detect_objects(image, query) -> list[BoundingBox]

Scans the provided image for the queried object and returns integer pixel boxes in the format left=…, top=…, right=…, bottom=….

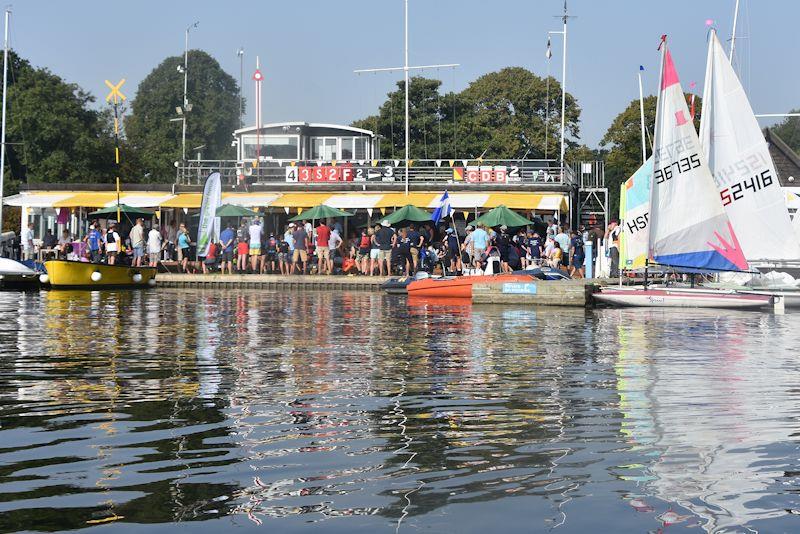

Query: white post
left=637, top=67, right=647, bottom=165
left=729, top=0, right=740, bottom=65
left=559, top=3, right=568, bottom=176
left=404, top=0, right=410, bottom=196
left=182, top=26, right=188, bottom=162
left=0, top=9, right=9, bottom=238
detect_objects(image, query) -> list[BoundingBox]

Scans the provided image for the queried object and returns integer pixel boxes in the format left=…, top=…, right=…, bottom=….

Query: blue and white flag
left=431, top=191, right=453, bottom=224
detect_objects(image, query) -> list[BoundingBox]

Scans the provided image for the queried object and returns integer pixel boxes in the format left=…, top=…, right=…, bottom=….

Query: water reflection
left=0, top=290, right=798, bottom=532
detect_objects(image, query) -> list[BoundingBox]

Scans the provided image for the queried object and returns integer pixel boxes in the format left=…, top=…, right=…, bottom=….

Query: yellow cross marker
left=104, top=79, right=126, bottom=103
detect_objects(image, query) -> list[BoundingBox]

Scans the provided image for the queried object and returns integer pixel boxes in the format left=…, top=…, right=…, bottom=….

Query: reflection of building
left=234, top=122, right=377, bottom=162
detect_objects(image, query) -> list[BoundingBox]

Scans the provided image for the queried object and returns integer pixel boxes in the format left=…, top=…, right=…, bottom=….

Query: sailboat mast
left=637, top=66, right=646, bottom=165
left=645, top=36, right=668, bottom=286
left=729, top=0, right=740, bottom=65
left=0, top=9, right=9, bottom=238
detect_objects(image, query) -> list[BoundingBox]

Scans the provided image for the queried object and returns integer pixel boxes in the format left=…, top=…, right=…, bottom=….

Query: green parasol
left=289, top=204, right=354, bottom=221
left=379, top=204, right=431, bottom=227
left=88, top=204, right=154, bottom=219
left=215, top=204, right=259, bottom=217
left=472, top=205, right=534, bottom=228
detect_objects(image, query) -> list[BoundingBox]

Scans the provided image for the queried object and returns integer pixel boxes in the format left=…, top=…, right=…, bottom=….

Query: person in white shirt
left=328, top=228, right=343, bottom=274
left=248, top=219, right=263, bottom=272
left=147, top=225, right=163, bottom=267
left=105, top=224, right=122, bottom=265
left=22, top=223, right=35, bottom=261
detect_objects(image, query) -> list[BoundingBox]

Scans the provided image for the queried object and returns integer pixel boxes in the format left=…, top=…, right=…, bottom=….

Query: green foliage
left=600, top=93, right=701, bottom=217
left=770, top=110, right=800, bottom=153
left=352, top=67, right=581, bottom=161
left=4, top=51, right=116, bottom=194
left=125, top=50, right=240, bottom=182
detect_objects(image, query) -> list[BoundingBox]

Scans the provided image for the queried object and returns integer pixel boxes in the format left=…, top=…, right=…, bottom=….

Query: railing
left=575, top=160, right=605, bottom=189
left=176, top=158, right=576, bottom=188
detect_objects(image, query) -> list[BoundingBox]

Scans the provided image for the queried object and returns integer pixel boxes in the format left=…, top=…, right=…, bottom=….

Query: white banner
left=196, top=172, right=222, bottom=258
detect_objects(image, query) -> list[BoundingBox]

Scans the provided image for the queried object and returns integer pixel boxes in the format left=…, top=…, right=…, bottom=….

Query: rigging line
left=420, top=74, right=429, bottom=160
left=545, top=60, right=551, bottom=160
left=389, top=78, right=395, bottom=159
left=436, top=69, right=442, bottom=160
left=451, top=67, right=457, bottom=159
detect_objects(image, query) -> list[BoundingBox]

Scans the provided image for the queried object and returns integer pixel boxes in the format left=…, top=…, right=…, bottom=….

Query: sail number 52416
left=654, top=154, right=701, bottom=184
left=719, top=170, right=772, bottom=206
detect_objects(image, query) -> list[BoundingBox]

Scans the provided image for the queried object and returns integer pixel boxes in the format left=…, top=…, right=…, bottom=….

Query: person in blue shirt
left=470, top=223, right=489, bottom=268
left=569, top=230, right=585, bottom=278
left=219, top=222, right=236, bottom=275
left=84, top=223, right=104, bottom=263
left=528, top=232, right=543, bottom=264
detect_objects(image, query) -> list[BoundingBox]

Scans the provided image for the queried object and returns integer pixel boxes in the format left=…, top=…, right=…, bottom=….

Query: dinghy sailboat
left=594, top=36, right=772, bottom=309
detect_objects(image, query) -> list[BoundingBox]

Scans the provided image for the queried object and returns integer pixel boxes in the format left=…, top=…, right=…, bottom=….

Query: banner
left=196, top=172, right=222, bottom=258
left=620, top=158, right=652, bottom=269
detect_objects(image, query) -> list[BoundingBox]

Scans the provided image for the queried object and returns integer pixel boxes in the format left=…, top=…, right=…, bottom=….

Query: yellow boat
left=42, top=260, right=157, bottom=289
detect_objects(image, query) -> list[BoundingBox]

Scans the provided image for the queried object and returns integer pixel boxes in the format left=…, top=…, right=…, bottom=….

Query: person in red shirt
left=236, top=239, right=249, bottom=272
left=315, top=221, right=331, bottom=275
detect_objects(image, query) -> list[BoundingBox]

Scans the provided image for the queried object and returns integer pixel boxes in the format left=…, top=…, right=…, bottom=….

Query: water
left=1, top=289, right=799, bottom=533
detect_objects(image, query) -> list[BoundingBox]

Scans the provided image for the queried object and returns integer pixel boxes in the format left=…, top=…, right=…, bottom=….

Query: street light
left=181, top=21, right=199, bottom=162
left=237, top=47, right=244, bottom=129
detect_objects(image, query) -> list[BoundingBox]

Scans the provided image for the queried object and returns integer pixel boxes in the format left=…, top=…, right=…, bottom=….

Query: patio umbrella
left=215, top=204, right=259, bottom=217
left=88, top=204, right=154, bottom=219
left=289, top=205, right=353, bottom=221
left=472, top=205, right=534, bottom=228
left=379, top=204, right=431, bottom=227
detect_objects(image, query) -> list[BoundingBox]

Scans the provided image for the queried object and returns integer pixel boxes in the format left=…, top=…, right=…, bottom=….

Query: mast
left=729, top=0, right=740, bottom=65
left=558, top=0, right=568, bottom=176
left=0, top=9, right=9, bottom=239
left=638, top=65, right=646, bottom=165
left=404, top=0, right=409, bottom=195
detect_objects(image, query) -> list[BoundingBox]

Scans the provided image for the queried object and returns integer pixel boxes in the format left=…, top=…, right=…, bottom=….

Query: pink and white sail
left=648, top=38, right=748, bottom=272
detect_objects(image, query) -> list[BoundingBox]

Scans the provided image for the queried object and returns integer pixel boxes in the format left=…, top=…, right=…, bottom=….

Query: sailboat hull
left=593, top=287, right=772, bottom=309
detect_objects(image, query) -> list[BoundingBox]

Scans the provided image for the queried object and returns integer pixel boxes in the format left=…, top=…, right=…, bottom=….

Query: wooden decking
left=156, top=273, right=390, bottom=291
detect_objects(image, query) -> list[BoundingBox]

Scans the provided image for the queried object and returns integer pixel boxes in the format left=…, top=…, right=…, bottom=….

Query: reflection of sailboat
left=613, top=309, right=793, bottom=532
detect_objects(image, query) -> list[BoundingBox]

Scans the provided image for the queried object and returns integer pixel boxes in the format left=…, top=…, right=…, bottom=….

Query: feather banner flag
left=546, top=36, right=552, bottom=59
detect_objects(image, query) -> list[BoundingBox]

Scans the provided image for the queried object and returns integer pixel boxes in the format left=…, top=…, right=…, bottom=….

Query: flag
left=639, top=65, right=644, bottom=71
left=431, top=191, right=453, bottom=224
left=196, top=172, right=222, bottom=257
left=545, top=37, right=552, bottom=59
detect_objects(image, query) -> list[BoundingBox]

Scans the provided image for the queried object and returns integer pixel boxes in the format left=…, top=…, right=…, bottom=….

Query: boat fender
left=39, top=274, right=49, bottom=284
left=91, top=271, right=102, bottom=282
left=147, top=278, right=156, bottom=287
left=132, top=273, right=143, bottom=283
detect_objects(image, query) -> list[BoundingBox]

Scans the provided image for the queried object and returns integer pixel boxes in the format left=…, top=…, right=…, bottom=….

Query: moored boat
left=0, top=257, right=40, bottom=290
left=593, top=286, right=772, bottom=309
left=42, top=260, right=156, bottom=289
left=407, top=273, right=535, bottom=299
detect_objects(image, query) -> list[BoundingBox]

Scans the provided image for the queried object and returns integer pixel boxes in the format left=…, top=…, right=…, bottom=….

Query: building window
left=241, top=135, right=298, bottom=159
left=340, top=137, right=354, bottom=160
left=311, top=137, right=338, bottom=160
left=354, top=137, right=368, bottom=160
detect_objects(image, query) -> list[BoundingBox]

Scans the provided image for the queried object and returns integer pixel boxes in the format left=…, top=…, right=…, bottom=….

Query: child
left=236, top=238, right=249, bottom=272
left=202, top=242, right=218, bottom=274
left=278, top=236, right=290, bottom=275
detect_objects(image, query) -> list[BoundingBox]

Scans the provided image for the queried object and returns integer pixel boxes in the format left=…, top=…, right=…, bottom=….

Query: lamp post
left=237, top=47, right=244, bottom=129
left=179, top=22, right=199, bottom=163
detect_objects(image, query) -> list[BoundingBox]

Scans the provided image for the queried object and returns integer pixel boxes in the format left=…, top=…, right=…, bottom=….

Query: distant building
left=233, top=122, right=378, bottom=162
left=765, top=128, right=800, bottom=186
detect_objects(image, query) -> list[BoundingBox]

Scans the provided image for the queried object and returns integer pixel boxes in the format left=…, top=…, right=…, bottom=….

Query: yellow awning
left=53, top=192, right=120, bottom=208
left=484, top=193, right=568, bottom=211
left=159, top=193, right=203, bottom=208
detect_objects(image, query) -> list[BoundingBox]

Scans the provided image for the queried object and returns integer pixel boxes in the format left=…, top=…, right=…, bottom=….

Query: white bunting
left=358, top=160, right=364, bottom=166
left=393, top=159, right=400, bottom=167
left=461, top=159, right=469, bottom=167
left=435, top=160, right=442, bottom=167
left=277, top=159, right=283, bottom=167
left=367, top=208, right=373, bottom=217
left=316, top=161, right=323, bottom=167
left=284, top=207, right=290, bottom=214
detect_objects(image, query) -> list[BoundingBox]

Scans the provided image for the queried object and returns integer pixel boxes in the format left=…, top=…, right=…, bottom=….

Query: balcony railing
left=176, top=158, right=576, bottom=188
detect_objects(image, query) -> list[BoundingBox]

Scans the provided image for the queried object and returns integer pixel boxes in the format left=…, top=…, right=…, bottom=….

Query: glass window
left=241, top=135, right=298, bottom=159
left=340, top=137, right=353, bottom=160
left=312, top=138, right=324, bottom=159
left=354, top=137, right=368, bottom=160
left=324, top=138, right=337, bottom=160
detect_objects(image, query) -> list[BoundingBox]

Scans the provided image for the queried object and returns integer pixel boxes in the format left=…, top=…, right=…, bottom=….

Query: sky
left=9, top=0, right=799, bottom=149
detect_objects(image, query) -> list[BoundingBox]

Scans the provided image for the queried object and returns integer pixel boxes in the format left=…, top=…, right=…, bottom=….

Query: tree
left=457, top=67, right=579, bottom=160
left=351, top=67, right=582, bottom=162
left=125, top=50, right=240, bottom=182
left=600, top=94, right=701, bottom=217
left=3, top=51, right=117, bottom=193
left=770, top=110, right=800, bottom=153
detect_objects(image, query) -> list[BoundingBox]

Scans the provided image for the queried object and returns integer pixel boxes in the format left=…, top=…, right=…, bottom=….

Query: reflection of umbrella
left=215, top=204, right=258, bottom=217
left=472, top=205, right=533, bottom=227
left=88, top=204, right=154, bottom=219
left=380, top=204, right=431, bottom=227
left=289, top=205, right=353, bottom=221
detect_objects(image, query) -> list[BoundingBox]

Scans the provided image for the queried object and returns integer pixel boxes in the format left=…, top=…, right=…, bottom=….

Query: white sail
left=649, top=40, right=748, bottom=272
left=699, top=29, right=800, bottom=262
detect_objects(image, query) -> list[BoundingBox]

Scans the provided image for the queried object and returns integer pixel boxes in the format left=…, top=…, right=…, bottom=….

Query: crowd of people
left=24, top=215, right=606, bottom=279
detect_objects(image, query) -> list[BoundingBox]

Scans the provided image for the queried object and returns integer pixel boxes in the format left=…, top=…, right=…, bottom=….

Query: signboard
left=465, top=165, right=515, bottom=183
left=501, top=282, right=537, bottom=295
left=286, top=164, right=397, bottom=183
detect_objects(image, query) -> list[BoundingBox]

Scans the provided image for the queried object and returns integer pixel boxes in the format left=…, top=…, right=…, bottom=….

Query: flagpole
left=559, top=1, right=568, bottom=177
left=404, top=0, right=409, bottom=196
left=729, top=0, right=740, bottom=65
left=637, top=66, right=647, bottom=165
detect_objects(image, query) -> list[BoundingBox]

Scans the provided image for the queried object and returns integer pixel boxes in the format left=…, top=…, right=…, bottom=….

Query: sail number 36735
left=719, top=170, right=772, bottom=206
left=654, top=154, right=701, bottom=184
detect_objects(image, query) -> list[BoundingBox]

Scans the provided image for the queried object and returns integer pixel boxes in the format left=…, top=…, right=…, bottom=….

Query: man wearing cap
left=445, top=227, right=460, bottom=273
left=220, top=222, right=236, bottom=275
left=471, top=223, right=489, bottom=269
left=292, top=222, right=308, bottom=274
left=84, top=223, right=103, bottom=263
left=315, top=220, right=331, bottom=275
left=407, top=223, right=423, bottom=273
left=105, top=223, right=121, bottom=265
left=375, top=220, right=395, bottom=276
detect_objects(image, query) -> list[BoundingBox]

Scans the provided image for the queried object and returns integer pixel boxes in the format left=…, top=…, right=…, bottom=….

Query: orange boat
left=406, top=273, right=536, bottom=299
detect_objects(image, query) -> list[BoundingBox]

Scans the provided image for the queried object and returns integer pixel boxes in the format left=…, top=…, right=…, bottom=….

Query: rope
left=545, top=58, right=551, bottom=160
left=389, top=80, right=395, bottom=159
left=436, top=70, right=442, bottom=160
left=451, top=67, right=457, bottom=158
left=421, top=74, right=429, bottom=159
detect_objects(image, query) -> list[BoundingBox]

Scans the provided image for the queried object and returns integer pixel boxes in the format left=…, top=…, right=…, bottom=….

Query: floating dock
left=472, top=279, right=600, bottom=307
left=156, top=273, right=390, bottom=291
